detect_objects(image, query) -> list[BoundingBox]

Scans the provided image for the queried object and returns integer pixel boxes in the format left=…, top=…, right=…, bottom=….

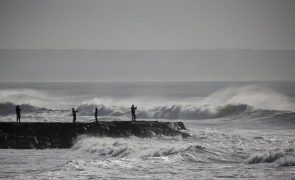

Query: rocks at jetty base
left=0, top=121, right=189, bottom=149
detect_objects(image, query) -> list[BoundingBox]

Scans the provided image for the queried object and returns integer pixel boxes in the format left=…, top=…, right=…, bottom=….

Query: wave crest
left=247, top=149, right=295, bottom=166
left=247, top=150, right=284, bottom=164
left=76, top=103, right=251, bottom=120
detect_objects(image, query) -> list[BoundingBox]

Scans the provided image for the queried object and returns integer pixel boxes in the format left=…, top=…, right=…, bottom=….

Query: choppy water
left=0, top=81, right=295, bottom=179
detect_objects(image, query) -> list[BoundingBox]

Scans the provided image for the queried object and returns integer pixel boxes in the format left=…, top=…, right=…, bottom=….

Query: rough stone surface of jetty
left=0, top=121, right=189, bottom=149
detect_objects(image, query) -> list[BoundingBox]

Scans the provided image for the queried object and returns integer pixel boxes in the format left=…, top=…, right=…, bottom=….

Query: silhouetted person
left=72, top=108, right=78, bottom=123
left=131, top=105, right=137, bottom=121
left=16, top=105, right=21, bottom=123
left=95, top=107, right=98, bottom=123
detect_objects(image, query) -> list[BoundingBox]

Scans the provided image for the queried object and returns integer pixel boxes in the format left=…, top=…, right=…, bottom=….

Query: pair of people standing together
left=72, top=105, right=137, bottom=123
left=71, top=107, right=99, bottom=123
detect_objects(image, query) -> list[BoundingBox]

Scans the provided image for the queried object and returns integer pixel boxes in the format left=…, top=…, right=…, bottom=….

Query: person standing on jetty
left=72, top=108, right=78, bottom=123
left=16, top=105, right=21, bottom=123
left=131, top=105, right=137, bottom=121
left=95, top=107, right=98, bottom=123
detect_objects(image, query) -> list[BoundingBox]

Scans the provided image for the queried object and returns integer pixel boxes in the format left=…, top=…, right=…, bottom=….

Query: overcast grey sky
left=0, top=0, right=295, bottom=82
left=1, top=0, right=295, bottom=50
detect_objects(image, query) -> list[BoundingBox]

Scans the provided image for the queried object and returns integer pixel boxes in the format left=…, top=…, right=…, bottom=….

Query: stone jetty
left=0, top=121, right=189, bottom=149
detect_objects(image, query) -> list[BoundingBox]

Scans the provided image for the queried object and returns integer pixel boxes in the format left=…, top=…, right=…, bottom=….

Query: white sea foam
left=1, top=126, right=295, bottom=179
left=71, top=135, right=244, bottom=164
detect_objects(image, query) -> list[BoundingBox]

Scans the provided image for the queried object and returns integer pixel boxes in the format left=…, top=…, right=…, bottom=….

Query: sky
left=0, top=0, right=295, bottom=82
left=1, top=0, right=295, bottom=50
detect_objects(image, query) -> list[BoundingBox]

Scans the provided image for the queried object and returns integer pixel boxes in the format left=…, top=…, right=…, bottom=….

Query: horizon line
left=1, top=80, right=295, bottom=83
left=1, top=48, right=295, bottom=51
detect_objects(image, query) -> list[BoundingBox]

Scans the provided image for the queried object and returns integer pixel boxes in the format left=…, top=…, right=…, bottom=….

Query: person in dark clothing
left=72, top=108, right=78, bottom=123
left=95, top=107, right=98, bottom=123
left=131, top=105, right=137, bottom=121
left=16, top=105, right=21, bottom=123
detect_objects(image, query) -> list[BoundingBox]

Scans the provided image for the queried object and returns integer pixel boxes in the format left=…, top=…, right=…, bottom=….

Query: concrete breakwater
left=0, top=121, right=189, bottom=149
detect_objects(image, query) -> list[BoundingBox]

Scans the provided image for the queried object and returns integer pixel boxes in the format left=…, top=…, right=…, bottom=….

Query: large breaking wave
left=0, top=85, right=294, bottom=121
left=75, top=85, right=295, bottom=120
left=76, top=103, right=251, bottom=119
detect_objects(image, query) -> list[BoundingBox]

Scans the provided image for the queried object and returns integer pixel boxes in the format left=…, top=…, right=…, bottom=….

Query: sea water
left=0, top=81, right=295, bottom=179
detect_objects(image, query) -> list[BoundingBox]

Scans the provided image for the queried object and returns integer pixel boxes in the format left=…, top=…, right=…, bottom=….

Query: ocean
left=0, top=81, right=295, bottom=179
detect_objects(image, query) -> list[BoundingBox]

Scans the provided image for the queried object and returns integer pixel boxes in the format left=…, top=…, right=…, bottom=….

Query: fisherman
left=16, top=105, right=21, bottom=123
left=131, top=105, right=137, bottom=121
left=72, top=108, right=78, bottom=123
left=95, top=107, right=98, bottom=123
